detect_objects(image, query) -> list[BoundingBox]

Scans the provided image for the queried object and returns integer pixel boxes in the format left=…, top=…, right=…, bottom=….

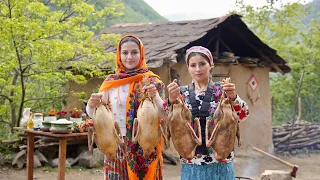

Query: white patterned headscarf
left=185, top=46, right=213, bottom=66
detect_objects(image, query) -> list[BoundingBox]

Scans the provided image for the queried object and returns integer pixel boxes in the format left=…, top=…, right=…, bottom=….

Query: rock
left=12, top=150, right=41, bottom=169
left=35, top=150, right=48, bottom=165
left=33, top=155, right=41, bottom=168
left=70, top=150, right=86, bottom=167
left=78, top=148, right=104, bottom=168
left=67, top=158, right=74, bottom=164
left=297, top=149, right=303, bottom=154
left=290, top=149, right=297, bottom=155
left=12, top=150, right=26, bottom=169
left=49, top=158, right=70, bottom=168
left=76, top=145, right=88, bottom=156
left=283, top=151, right=290, bottom=157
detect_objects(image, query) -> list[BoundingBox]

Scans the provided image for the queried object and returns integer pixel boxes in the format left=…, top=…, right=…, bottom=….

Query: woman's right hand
left=167, top=79, right=180, bottom=104
left=87, top=93, right=104, bottom=109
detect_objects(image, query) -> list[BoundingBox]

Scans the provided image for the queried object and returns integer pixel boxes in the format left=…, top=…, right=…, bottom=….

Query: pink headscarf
left=186, top=46, right=213, bottom=66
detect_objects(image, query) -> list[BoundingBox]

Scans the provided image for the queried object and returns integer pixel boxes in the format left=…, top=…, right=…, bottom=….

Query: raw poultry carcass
left=168, top=95, right=202, bottom=160
left=132, top=75, right=161, bottom=158
left=206, top=77, right=241, bottom=161
left=92, top=103, right=124, bottom=160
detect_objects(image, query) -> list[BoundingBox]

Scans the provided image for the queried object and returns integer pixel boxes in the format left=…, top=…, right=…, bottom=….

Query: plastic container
left=33, top=113, right=43, bottom=130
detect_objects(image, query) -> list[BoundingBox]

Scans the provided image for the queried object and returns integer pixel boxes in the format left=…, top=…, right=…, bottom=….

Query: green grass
left=41, top=166, right=57, bottom=172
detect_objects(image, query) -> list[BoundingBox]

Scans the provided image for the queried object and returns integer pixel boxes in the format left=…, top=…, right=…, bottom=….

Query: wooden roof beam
left=219, top=37, right=233, bottom=53
left=227, top=26, right=284, bottom=75
left=219, top=37, right=239, bottom=64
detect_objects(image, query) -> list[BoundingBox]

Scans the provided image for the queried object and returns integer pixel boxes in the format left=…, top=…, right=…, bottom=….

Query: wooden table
left=21, top=129, right=88, bottom=180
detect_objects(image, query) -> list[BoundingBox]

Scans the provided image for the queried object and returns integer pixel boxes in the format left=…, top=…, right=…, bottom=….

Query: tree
left=0, top=0, right=123, bottom=134
left=233, top=0, right=320, bottom=124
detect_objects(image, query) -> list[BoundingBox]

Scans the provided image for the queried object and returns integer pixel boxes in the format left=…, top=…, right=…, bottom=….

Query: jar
left=33, top=113, right=43, bottom=130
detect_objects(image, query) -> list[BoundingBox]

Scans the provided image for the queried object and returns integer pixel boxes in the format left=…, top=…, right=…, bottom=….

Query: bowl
left=49, top=119, right=73, bottom=134
left=41, top=121, right=51, bottom=132
left=44, top=116, right=57, bottom=122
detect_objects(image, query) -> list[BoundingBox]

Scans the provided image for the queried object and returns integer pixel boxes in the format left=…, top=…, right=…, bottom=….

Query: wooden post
left=88, top=127, right=94, bottom=152
left=215, top=38, right=220, bottom=57
left=271, top=96, right=274, bottom=119
left=26, top=133, right=35, bottom=180
left=168, top=64, right=172, bottom=83
left=219, top=37, right=233, bottom=53
left=58, top=139, right=67, bottom=180
left=215, top=30, right=220, bottom=58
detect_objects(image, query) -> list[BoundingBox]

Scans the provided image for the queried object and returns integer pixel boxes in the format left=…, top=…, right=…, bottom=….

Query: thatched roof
left=99, top=14, right=290, bottom=74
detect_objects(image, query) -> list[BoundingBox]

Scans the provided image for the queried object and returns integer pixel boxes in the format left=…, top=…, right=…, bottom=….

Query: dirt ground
left=0, top=153, right=319, bottom=180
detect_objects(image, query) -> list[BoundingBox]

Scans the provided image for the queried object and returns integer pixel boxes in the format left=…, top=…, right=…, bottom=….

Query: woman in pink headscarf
left=165, top=46, right=249, bottom=180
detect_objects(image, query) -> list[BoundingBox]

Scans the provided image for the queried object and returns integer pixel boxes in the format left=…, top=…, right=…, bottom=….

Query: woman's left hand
left=143, top=84, right=158, bottom=98
left=222, top=83, right=237, bottom=100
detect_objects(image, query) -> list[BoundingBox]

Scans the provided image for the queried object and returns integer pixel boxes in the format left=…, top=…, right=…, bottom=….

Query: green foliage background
left=233, top=0, right=320, bottom=125
left=0, top=0, right=166, bottom=143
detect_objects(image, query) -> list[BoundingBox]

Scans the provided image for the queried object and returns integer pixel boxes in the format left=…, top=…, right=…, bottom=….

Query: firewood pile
left=272, top=121, right=320, bottom=154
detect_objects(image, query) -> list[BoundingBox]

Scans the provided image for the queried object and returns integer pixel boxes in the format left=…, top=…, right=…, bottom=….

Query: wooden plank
left=219, top=37, right=233, bottom=53
left=13, top=127, right=25, bottom=131
left=0, top=139, right=20, bottom=144
left=26, top=134, right=35, bottom=180
left=205, top=30, right=219, bottom=48
left=212, top=74, right=230, bottom=77
left=19, top=139, right=87, bottom=150
left=58, top=139, right=67, bottom=180
left=21, top=129, right=88, bottom=139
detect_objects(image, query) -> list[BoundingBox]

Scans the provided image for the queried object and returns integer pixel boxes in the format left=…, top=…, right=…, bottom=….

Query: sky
left=143, top=0, right=312, bottom=20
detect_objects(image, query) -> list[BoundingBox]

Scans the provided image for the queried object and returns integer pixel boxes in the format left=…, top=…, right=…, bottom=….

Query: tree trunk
left=10, top=71, right=18, bottom=133
left=308, top=97, right=313, bottom=122
left=297, top=96, right=302, bottom=122
left=13, top=41, right=26, bottom=128
left=9, top=1, right=25, bottom=131
left=287, top=71, right=305, bottom=151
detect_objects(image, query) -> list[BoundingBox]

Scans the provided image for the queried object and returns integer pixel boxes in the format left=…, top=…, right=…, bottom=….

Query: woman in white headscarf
left=165, top=46, right=249, bottom=180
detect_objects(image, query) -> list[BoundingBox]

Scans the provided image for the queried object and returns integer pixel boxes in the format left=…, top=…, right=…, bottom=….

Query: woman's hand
left=222, top=83, right=237, bottom=100
left=143, top=84, right=158, bottom=98
left=88, top=93, right=103, bottom=109
left=167, top=79, right=180, bottom=104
